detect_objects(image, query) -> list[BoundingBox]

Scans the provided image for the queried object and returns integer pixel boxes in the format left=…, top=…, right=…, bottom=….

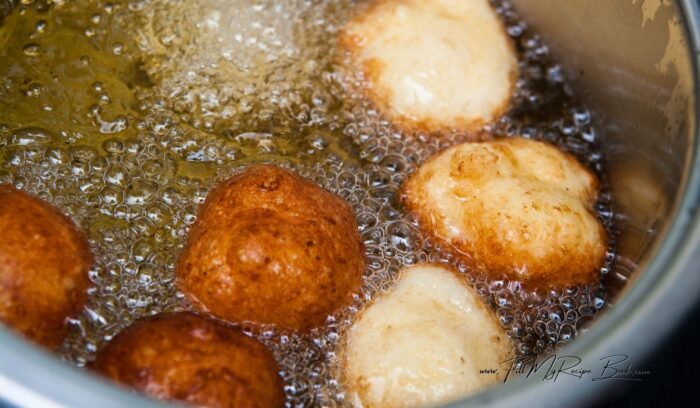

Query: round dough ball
left=92, top=312, right=284, bottom=408
left=342, top=264, right=512, bottom=408
left=0, top=185, right=92, bottom=349
left=339, top=0, right=517, bottom=131
left=401, top=137, right=607, bottom=287
left=177, top=165, right=364, bottom=331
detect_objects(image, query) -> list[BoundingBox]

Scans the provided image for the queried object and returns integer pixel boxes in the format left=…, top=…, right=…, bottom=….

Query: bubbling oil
left=0, top=0, right=616, bottom=406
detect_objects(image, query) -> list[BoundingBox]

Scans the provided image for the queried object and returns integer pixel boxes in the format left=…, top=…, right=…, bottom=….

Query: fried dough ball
left=92, top=313, right=284, bottom=408
left=0, top=185, right=91, bottom=349
left=342, top=264, right=512, bottom=408
left=401, top=137, right=607, bottom=287
left=177, top=165, right=364, bottom=331
left=339, top=0, right=517, bottom=131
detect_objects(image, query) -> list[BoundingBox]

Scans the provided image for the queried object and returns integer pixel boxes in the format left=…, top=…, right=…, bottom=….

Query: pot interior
left=0, top=0, right=697, bottom=407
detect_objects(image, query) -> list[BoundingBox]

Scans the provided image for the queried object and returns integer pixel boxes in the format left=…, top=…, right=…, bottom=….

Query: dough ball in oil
left=401, top=137, right=607, bottom=287
left=0, top=185, right=92, bottom=349
left=339, top=0, right=517, bottom=131
left=177, top=165, right=364, bottom=331
left=92, top=312, right=284, bottom=408
left=342, top=264, right=513, bottom=408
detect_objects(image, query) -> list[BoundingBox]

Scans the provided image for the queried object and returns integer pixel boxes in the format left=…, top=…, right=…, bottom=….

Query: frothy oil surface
left=0, top=0, right=616, bottom=406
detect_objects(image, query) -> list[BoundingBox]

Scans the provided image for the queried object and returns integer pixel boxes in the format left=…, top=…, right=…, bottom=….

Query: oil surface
left=0, top=0, right=615, bottom=406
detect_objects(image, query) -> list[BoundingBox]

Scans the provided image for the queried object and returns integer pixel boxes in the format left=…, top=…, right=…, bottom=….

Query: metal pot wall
left=0, top=0, right=699, bottom=407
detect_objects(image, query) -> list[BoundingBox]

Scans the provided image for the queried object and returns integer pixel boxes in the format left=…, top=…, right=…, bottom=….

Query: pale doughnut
left=342, top=264, right=512, bottom=408
left=340, top=0, right=517, bottom=131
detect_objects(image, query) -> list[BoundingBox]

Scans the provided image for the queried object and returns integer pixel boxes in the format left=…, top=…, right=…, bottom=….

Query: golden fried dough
left=339, top=0, right=517, bottom=131
left=0, top=185, right=91, bottom=349
left=342, top=264, right=513, bottom=408
left=401, top=137, right=607, bottom=287
left=92, top=313, right=284, bottom=408
left=177, top=165, right=364, bottom=331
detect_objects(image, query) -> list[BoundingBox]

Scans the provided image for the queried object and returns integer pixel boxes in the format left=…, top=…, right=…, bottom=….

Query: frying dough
left=340, top=0, right=517, bottom=130
left=0, top=185, right=91, bottom=349
left=92, top=312, right=284, bottom=407
left=177, top=165, right=364, bottom=331
left=342, top=264, right=512, bottom=408
left=401, top=137, right=607, bottom=287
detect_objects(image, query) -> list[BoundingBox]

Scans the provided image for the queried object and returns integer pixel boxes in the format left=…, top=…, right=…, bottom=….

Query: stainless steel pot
left=1, top=0, right=699, bottom=407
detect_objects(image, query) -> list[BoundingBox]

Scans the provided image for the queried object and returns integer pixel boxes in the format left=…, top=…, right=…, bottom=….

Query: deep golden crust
left=91, top=313, right=284, bottom=408
left=400, top=138, right=608, bottom=288
left=177, top=165, right=364, bottom=331
left=0, top=185, right=92, bottom=349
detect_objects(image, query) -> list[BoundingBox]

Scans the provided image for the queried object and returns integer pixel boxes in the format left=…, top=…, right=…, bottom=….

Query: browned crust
left=398, top=140, right=608, bottom=289
left=0, top=184, right=92, bottom=349
left=337, top=0, right=518, bottom=136
left=91, top=312, right=285, bottom=408
left=176, top=165, right=365, bottom=331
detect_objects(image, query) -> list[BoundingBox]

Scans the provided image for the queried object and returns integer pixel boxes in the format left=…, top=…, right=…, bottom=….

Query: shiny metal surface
left=513, top=0, right=696, bottom=277
left=0, top=0, right=699, bottom=407
left=450, top=0, right=700, bottom=405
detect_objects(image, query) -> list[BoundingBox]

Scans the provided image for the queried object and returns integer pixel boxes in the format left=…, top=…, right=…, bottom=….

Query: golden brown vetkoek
left=177, top=164, right=365, bottom=331
left=0, top=185, right=92, bottom=349
left=91, top=312, right=284, bottom=408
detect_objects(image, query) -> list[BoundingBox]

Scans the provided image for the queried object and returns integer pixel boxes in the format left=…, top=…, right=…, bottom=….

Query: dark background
left=602, top=302, right=700, bottom=407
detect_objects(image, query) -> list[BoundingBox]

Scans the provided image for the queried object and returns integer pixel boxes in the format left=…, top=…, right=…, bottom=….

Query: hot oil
left=0, top=0, right=616, bottom=406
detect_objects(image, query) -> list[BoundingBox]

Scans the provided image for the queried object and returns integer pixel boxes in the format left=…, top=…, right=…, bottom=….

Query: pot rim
left=1, top=1, right=700, bottom=407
